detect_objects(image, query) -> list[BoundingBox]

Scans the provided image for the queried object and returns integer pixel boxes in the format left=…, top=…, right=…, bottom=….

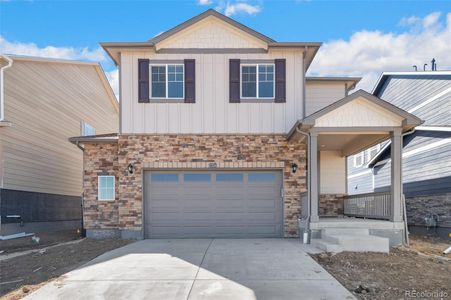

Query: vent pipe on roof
left=412, top=65, right=417, bottom=71
left=423, top=63, right=428, bottom=71
left=431, top=58, right=437, bottom=71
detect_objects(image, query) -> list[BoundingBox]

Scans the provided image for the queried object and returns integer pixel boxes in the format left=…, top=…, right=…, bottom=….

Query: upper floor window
left=240, top=64, right=274, bottom=99
left=81, top=121, right=96, bottom=136
left=353, top=152, right=364, bottom=168
left=150, top=64, right=184, bottom=99
left=365, top=145, right=381, bottom=163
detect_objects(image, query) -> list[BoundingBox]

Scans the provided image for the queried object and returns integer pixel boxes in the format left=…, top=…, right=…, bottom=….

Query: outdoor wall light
left=127, top=163, right=134, bottom=174
left=291, top=163, right=298, bottom=174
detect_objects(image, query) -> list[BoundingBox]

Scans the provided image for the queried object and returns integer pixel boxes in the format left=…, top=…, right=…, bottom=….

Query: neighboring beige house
left=71, top=9, right=422, bottom=252
left=0, top=55, right=119, bottom=235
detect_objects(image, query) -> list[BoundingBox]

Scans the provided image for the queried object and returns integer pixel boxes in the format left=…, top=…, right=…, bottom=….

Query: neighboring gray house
left=348, top=72, right=451, bottom=228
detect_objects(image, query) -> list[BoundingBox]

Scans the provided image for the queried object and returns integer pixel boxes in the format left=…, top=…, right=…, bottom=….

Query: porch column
left=310, top=132, right=319, bottom=222
left=390, top=128, right=403, bottom=222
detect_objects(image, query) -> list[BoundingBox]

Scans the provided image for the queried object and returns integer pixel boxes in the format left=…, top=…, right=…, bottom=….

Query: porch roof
left=289, top=89, right=423, bottom=138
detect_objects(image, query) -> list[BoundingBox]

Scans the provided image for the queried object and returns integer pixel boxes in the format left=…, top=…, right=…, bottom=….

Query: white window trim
left=353, top=152, right=364, bottom=168
left=365, top=144, right=381, bottom=163
left=149, top=64, right=184, bottom=100
left=240, top=63, right=275, bottom=100
left=98, top=176, right=115, bottom=201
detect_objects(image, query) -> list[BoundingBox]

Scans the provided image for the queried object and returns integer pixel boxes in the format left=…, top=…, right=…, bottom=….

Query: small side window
left=81, top=121, right=96, bottom=136
left=353, top=152, right=364, bottom=168
left=98, top=176, right=115, bottom=201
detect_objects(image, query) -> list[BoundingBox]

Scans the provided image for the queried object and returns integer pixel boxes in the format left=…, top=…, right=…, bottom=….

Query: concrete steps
left=311, top=228, right=389, bottom=253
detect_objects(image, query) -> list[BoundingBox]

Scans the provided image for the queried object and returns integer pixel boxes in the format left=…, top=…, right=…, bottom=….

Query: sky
left=1, top=0, right=451, bottom=96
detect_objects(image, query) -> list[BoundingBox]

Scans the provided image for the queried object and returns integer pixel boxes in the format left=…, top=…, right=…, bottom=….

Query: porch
left=290, top=90, right=423, bottom=251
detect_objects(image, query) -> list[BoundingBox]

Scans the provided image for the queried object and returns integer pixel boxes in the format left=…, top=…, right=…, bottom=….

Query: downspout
left=0, top=55, right=13, bottom=121
left=296, top=126, right=311, bottom=233
left=75, top=141, right=86, bottom=237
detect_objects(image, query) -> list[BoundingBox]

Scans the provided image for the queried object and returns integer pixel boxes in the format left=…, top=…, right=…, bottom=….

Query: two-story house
left=71, top=9, right=422, bottom=251
left=348, top=71, right=451, bottom=229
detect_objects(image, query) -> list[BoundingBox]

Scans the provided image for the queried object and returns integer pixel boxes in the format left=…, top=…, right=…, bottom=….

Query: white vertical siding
left=120, top=49, right=304, bottom=134
left=320, top=151, right=346, bottom=194
left=305, top=81, right=346, bottom=115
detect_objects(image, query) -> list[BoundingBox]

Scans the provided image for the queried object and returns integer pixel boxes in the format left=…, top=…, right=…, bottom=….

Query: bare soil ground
left=0, top=238, right=130, bottom=300
left=312, top=235, right=451, bottom=300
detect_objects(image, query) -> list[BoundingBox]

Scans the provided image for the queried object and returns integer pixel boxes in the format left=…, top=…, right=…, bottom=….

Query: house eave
left=69, top=133, right=119, bottom=145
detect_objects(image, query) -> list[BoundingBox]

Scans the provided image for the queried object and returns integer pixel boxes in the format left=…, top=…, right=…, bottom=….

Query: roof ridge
left=148, top=9, right=276, bottom=45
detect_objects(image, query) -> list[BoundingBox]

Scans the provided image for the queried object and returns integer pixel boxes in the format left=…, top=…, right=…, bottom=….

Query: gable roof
left=372, top=71, right=451, bottom=96
left=149, top=9, right=275, bottom=45
left=100, top=9, right=322, bottom=67
left=2, top=54, right=119, bottom=113
left=302, top=89, right=423, bottom=126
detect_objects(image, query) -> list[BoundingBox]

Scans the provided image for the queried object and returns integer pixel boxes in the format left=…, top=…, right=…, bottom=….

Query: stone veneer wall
left=83, top=143, right=120, bottom=233
left=83, top=135, right=307, bottom=238
left=319, top=194, right=345, bottom=217
left=406, top=193, right=451, bottom=227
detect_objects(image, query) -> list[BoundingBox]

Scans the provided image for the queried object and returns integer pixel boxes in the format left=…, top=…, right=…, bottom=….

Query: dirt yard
left=0, top=238, right=130, bottom=299
left=0, top=230, right=80, bottom=254
left=312, top=235, right=451, bottom=300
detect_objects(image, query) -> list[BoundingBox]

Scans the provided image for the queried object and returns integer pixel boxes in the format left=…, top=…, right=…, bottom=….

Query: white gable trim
left=155, top=16, right=269, bottom=50
left=314, top=97, right=404, bottom=128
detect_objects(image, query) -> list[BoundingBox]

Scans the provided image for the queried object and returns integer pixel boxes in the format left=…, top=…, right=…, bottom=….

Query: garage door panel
left=247, top=225, right=279, bottom=234
left=144, top=171, right=283, bottom=238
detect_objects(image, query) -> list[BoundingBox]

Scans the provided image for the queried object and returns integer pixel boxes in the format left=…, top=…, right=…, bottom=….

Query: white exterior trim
left=365, top=144, right=381, bottom=163
left=149, top=63, right=185, bottom=100
left=0, top=55, right=13, bottom=121
left=373, top=138, right=451, bottom=167
left=408, top=85, right=451, bottom=113
left=353, top=152, right=364, bottom=168
left=372, top=71, right=451, bottom=95
left=240, top=63, right=275, bottom=100
left=416, top=126, right=451, bottom=132
left=98, top=176, right=116, bottom=201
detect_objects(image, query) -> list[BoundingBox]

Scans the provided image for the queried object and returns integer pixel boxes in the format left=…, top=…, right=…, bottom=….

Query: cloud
left=0, top=36, right=106, bottom=62
left=224, top=2, right=261, bottom=17
left=105, top=69, right=119, bottom=98
left=308, top=12, right=451, bottom=92
left=197, top=0, right=212, bottom=5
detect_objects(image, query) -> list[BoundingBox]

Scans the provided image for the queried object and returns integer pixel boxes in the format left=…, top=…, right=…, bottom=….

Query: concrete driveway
left=26, top=239, right=355, bottom=300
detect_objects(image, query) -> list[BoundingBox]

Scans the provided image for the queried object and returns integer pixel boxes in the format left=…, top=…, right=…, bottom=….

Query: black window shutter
left=275, top=59, right=286, bottom=103
left=138, top=59, right=150, bottom=103
left=184, top=59, right=195, bottom=103
left=229, top=59, right=240, bottom=103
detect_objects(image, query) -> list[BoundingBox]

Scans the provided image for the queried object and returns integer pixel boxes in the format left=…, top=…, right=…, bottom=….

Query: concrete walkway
left=26, top=239, right=355, bottom=300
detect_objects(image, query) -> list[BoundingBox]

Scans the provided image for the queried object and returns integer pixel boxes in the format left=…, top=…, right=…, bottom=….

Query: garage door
left=144, top=171, right=283, bottom=238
